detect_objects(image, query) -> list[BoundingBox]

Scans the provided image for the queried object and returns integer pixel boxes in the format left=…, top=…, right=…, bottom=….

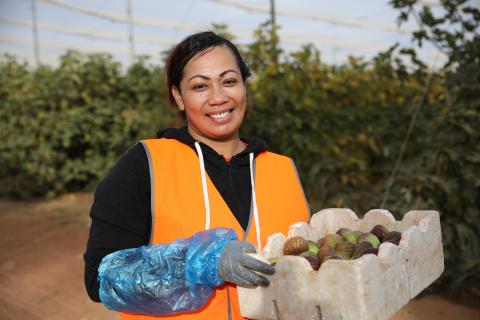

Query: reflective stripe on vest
left=120, top=138, right=310, bottom=320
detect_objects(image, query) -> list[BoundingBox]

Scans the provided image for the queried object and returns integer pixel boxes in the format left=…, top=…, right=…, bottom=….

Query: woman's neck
left=187, top=127, right=245, bottom=158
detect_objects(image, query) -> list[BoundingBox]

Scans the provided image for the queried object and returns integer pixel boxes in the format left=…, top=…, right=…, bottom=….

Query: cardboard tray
left=237, top=209, right=444, bottom=320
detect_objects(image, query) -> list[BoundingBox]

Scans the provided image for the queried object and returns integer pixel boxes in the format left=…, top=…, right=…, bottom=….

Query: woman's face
left=172, top=45, right=247, bottom=143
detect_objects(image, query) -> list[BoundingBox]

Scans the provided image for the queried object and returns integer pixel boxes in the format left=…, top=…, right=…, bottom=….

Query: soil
left=0, top=192, right=478, bottom=320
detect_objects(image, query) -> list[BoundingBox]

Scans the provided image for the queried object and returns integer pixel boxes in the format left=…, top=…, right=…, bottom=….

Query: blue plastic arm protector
left=98, top=228, right=237, bottom=316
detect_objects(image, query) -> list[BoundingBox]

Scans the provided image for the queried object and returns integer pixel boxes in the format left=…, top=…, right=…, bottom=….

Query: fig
left=307, top=240, right=320, bottom=255
left=322, top=254, right=341, bottom=262
left=343, top=230, right=363, bottom=244
left=334, top=240, right=355, bottom=259
left=336, top=251, right=351, bottom=260
left=384, top=231, right=402, bottom=245
left=351, top=241, right=373, bottom=259
left=362, top=247, right=379, bottom=255
left=319, top=233, right=342, bottom=249
left=370, top=224, right=389, bottom=242
left=303, top=255, right=321, bottom=270
left=283, top=236, right=309, bottom=255
left=336, top=227, right=351, bottom=238
left=316, top=237, right=324, bottom=248
left=318, top=246, right=335, bottom=263
left=357, top=232, right=380, bottom=249
left=299, top=250, right=317, bottom=258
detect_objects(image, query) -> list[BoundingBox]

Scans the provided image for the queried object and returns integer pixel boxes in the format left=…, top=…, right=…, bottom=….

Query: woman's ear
left=171, top=86, right=185, bottom=111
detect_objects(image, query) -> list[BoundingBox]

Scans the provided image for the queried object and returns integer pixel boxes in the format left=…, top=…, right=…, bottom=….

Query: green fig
left=299, top=250, right=318, bottom=258
left=384, top=231, right=402, bottom=245
left=336, top=251, right=351, bottom=260
left=357, top=232, right=380, bottom=249
left=370, top=224, right=389, bottom=242
left=303, top=255, right=321, bottom=270
left=334, top=240, right=355, bottom=259
left=343, top=230, right=362, bottom=244
left=320, top=233, right=343, bottom=249
left=351, top=241, right=373, bottom=259
left=336, top=227, right=351, bottom=238
left=307, top=240, right=320, bottom=255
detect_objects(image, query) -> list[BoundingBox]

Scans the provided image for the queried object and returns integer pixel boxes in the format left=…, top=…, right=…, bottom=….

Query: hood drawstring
left=249, top=153, right=262, bottom=251
left=194, top=142, right=262, bottom=251
left=194, top=142, right=211, bottom=230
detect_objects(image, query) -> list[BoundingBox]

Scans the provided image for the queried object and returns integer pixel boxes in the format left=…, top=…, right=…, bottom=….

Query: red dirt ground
left=0, top=193, right=478, bottom=320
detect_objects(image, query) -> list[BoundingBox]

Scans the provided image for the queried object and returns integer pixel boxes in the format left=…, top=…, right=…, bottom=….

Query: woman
left=84, top=31, right=310, bottom=319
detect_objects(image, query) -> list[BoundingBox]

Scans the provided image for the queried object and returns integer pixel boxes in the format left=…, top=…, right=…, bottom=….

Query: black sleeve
left=83, top=142, right=151, bottom=302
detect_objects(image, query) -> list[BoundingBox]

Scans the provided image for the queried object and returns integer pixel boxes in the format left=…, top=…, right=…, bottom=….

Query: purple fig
left=384, top=231, right=402, bottom=245
left=303, top=255, right=321, bottom=270
left=363, top=247, right=379, bottom=255
left=370, top=224, right=389, bottom=242
left=352, top=241, right=373, bottom=259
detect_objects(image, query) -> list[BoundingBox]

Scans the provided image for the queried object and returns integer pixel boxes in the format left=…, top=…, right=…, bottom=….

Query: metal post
left=269, top=0, right=277, bottom=64
left=270, top=0, right=276, bottom=26
left=126, top=0, right=135, bottom=64
left=31, top=0, right=40, bottom=66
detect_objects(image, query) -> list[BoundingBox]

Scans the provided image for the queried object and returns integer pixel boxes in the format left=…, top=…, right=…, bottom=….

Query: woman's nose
left=208, top=85, right=228, bottom=105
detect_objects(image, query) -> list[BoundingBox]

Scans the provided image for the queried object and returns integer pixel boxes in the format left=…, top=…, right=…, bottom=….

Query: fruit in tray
left=282, top=236, right=309, bottom=256
left=276, top=224, right=401, bottom=270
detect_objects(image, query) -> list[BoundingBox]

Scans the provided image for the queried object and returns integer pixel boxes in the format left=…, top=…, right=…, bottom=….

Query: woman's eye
left=192, top=83, right=207, bottom=90
left=224, top=79, right=238, bottom=86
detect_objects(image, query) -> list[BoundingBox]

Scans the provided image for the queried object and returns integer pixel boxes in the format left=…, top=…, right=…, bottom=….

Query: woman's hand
left=217, top=240, right=275, bottom=288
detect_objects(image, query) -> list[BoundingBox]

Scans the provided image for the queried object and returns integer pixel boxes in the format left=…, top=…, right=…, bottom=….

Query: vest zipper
left=226, top=158, right=249, bottom=236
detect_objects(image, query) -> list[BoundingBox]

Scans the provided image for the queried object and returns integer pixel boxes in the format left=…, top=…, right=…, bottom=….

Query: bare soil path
left=0, top=193, right=478, bottom=320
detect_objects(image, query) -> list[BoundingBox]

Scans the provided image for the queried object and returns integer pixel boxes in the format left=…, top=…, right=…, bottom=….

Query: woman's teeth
left=210, top=110, right=230, bottom=119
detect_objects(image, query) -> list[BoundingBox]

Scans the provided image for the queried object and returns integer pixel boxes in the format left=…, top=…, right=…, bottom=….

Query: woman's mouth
left=208, top=109, right=234, bottom=123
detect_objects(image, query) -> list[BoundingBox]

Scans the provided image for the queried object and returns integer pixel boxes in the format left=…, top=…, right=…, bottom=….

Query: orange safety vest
left=120, top=138, right=310, bottom=320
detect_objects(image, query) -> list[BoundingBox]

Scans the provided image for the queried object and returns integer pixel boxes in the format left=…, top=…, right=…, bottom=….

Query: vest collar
left=156, top=127, right=268, bottom=165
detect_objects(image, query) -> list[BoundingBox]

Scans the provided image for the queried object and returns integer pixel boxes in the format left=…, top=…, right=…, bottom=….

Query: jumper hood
left=156, top=127, right=269, bottom=162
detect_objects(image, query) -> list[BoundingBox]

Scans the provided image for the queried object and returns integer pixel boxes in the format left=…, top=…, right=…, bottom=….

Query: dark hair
left=165, top=31, right=251, bottom=119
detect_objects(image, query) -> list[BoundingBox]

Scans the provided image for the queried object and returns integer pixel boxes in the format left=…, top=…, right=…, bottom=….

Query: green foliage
left=0, top=51, right=175, bottom=198
left=0, top=1, right=478, bottom=301
left=388, top=0, right=480, bottom=302
left=242, top=24, right=444, bottom=214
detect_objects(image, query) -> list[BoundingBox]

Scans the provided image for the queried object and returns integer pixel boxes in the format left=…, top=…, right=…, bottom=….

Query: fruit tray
left=237, top=209, right=444, bottom=320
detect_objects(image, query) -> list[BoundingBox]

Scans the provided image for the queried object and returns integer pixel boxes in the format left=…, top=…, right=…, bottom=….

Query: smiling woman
left=171, top=45, right=247, bottom=156
left=83, top=31, right=311, bottom=319
left=166, top=32, right=251, bottom=156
